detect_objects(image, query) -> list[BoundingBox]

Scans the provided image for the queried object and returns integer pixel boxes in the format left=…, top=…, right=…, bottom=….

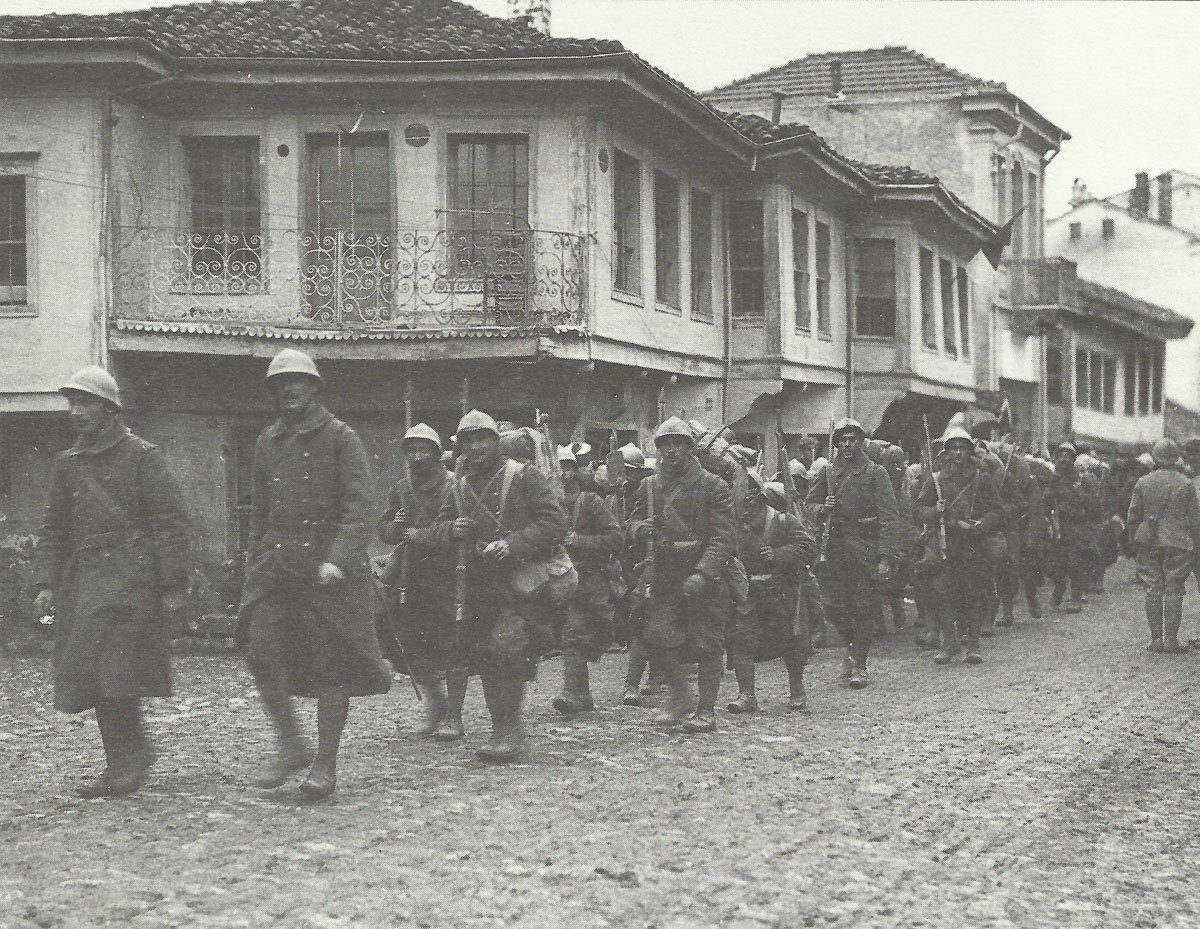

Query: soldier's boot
left=652, top=648, right=694, bottom=728
left=622, top=637, right=647, bottom=705
left=1145, top=592, right=1165, bottom=652
left=433, top=669, right=468, bottom=741
left=1051, top=578, right=1066, bottom=609
left=784, top=652, right=808, bottom=710
left=981, top=590, right=998, bottom=637
left=839, top=651, right=854, bottom=683
left=477, top=674, right=526, bottom=763
left=995, top=597, right=1015, bottom=628
left=79, top=700, right=131, bottom=798
left=300, top=688, right=348, bottom=800
left=848, top=662, right=868, bottom=689
left=413, top=676, right=447, bottom=737
left=1163, top=595, right=1188, bottom=654
left=963, top=613, right=983, bottom=665
left=1025, top=584, right=1043, bottom=619
left=932, top=614, right=961, bottom=665
left=104, top=701, right=155, bottom=797
left=913, top=606, right=941, bottom=649
left=889, top=596, right=907, bottom=631
left=726, top=653, right=757, bottom=714
left=682, top=654, right=721, bottom=733
left=250, top=659, right=314, bottom=789
left=553, top=653, right=595, bottom=716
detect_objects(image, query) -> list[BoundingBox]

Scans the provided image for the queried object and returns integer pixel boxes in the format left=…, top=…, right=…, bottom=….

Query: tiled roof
left=1075, top=277, right=1193, bottom=341
left=704, top=45, right=1004, bottom=103
left=0, top=0, right=624, bottom=61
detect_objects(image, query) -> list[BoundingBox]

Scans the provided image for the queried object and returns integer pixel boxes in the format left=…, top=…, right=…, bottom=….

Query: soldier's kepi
left=630, top=416, right=736, bottom=734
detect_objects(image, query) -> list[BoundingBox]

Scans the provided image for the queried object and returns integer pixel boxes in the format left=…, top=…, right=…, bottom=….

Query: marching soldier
left=804, top=418, right=902, bottom=688
left=628, top=417, right=736, bottom=733
left=428, top=410, right=567, bottom=763
left=1044, top=442, right=1104, bottom=614
left=991, top=442, right=1042, bottom=626
left=553, top=447, right=623, bottom=715
left=1127, top=438, right=1200, bottom=654
left=33, top=367, right=191, bottom=798
left=915, top=427, right=1005, bottom=665
left=238, top=349, right=392, bottom=800
left=726, top=479, right=819, bottom=713
left=379, top=424, right=459, bottom=738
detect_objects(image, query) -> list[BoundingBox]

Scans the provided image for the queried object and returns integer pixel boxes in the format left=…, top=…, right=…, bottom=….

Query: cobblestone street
left=2, top=561, right=1197, bottom=929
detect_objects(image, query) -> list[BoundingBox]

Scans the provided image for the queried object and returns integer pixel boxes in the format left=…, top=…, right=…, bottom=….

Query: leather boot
left=652, top=648, right=694, bottom=728
left=784, top=652, right=807, bottom=710
left=933, top=614, right=961, bottom=665
left=890, top=597, right=907, bottom=631
left=1163, top=595, right=1188, bottom=654
left=477, top=674, right=525, bottom=763
left=79, top=701, right=135, bottom=798
left=299, top=689, right=347, bottom=800
left=839, top=653, right=854, bottom=683
left=553, top=653, right=594, bottom=716
left=995, top=600, right=1015, bottom=627
left=434, top=668, right=468, bottom=741
left=1146, top=592, right=1165, bottom=652
left=682, top=654, right=721, bottom=733
left=1051, top=578, right=1065, bottom=609
left=1025, top=585, right=1042, bottom=619
left=726, top=653, right=757, bottom=713
left=413, top=677, right=447, bottom=737
left=298, top=756, right=337, bottom=800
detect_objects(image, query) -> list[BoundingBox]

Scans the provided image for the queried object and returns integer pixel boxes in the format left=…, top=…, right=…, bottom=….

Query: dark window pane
left=793, top=209, right=810, bottom=331
left=956, top=266, right=970, bottom=357
left=731, top=200, right=764, bottom=319
left=920, top=248, right=936, bottom=349
left=1075, top=348, right=1088, bottom=407
left=939, top=258, right=957, bottom=357
left=1047, top=345, right=1063, bottom=404
left=690, top=189, right=712, bottom=320
left=613, top=149, right=641, bottom=294
left=1103, top=357, right=1116, bottom=414
left=1138, top=353, right=1151, bottom=414
left=816, top=222, right=831, bottom=336
left=654, top=171, right=680, bottom=307
left=854, top=238, right=895, bottom=338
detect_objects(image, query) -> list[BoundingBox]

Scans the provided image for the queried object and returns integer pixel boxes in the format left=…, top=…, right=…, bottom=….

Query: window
left=1069, top=222, right=1082, bottom=241
left=919, top=248, right=936, bottom=349
left=182, top=137, right=261, bottom=290
left=1047, top=345, right=1063, bottom=404
left=1075, top=348, right=1117, bottom=411
left=731, top=200, right=764, bottom=319
left=956, top=266, right=971, bottom=357
left=816, top=221, right=831, bottom=337
left=939, top=258, right=957, bottom=357
left=1026, top=170, right=1039, bottom=255
left=1075, top=349, right=1089, bottom=407
left=654, top=171, right=681, bottom=308
left=854, top=238, right=895, bottom=338
left=305, top=132, right=390, bottom=322
left=689, top=189, right=712, bottom=321
left=1124, top=352, right=1137, bottom=415
left=1011, top=167, right=1025, bottom=257
left=1138, top=351, right=1151, bottom=414
left=1151, top=350, right=1163, bottom=413
left=1102, top=356, right=1116, bottom=414
left=994, top=153, right=1009, bottom=225
left=792, top=209, right=810, bottom=332
left=1102, top=218, right=1116, bottom=240
left=0, top=173, right=27, bottom=307
left=612, top=150, right=641, bottom=295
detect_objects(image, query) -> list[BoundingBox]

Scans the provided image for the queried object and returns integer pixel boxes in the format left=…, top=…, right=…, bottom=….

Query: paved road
left=1, top=561, right=1197, bottom=929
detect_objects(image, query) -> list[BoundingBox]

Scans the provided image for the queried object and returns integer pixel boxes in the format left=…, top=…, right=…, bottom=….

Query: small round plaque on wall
left=404, top=124, right=431, bottom=147
left=598, top=149, right=610, bottom=173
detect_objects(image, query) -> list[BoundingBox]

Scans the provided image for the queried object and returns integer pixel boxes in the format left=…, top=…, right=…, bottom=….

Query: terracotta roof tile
left=1075, top=277, right=1193, bottom=341
left=0, top=0, right=624, bottom=61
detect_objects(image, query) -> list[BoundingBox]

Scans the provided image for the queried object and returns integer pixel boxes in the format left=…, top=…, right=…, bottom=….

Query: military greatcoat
left=35, top=423, right=191, bottom=714
left=560, top=485, right=623, bottom=660
left=237, top=404, right=391, bottom=697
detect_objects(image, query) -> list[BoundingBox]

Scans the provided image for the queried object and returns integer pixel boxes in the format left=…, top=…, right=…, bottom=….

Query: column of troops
left=33, top=350, right=1195, bottom=799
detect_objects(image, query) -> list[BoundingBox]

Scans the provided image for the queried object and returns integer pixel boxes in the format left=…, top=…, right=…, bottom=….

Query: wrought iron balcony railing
left=113, top=226, right=587, bottom=329
left=1002, top=257, right=1077, bottom=309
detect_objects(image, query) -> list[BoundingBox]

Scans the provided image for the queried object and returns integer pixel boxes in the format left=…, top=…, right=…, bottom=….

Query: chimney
left=829, top=59, right=843, bottom=97
left=770, top=91, right=786, bottom=124
left=1069, top=178, right=1090, bottom=207
left=1157, top=172, right=1173, bottom=225
left=1131, top=171, right=1150, bottom=215
left=508, top=0, right=550, bottom=35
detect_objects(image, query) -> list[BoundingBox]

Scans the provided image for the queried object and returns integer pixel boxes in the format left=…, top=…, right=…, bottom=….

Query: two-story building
left=0, top=1, right=995, bottom=588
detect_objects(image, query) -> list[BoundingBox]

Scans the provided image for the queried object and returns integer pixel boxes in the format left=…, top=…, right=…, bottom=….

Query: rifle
left=396, top=378, right=414, bottom=608
left=643, top=476, right=657, bottom=599
left=605, top=429, right=626, bottom=523
left=923, top=414, right=948, bottom=561
left=815, top=415, right=836, bottom=567
left=776, top=407, right=809, bottom=640
left=535, top=408, right=562, bottom=488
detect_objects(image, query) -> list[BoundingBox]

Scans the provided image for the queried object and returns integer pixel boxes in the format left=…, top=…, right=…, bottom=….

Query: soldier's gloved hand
left=451, top=517, right=475, bottom=541
left=161, top=589, right=186, bottom=615
left=483, top=539, right=511, bottom=562
left=33, top=588, right=54, bottom=612
left=824, top=495, right=837, bottom=509
left=317, top=562, right=345, bottom=585
left=759, top=546, right=775, bottom=563
left=392, top=506, right=409, bottom=526
left=681, top=573, right=707, bottom=598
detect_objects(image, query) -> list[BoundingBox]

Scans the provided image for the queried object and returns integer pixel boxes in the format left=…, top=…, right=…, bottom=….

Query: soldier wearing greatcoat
left=1044, top=442, right=1105, bottom=614
left=378, top=423, right=459, bottom=739
left=804, top=418, right=902, bottom=688
left=238, top=349, right=392, bottom=800
left=989, top=442, right=1043, bottom=625
left=33, top=367, right=191, bottom=798
left=552, top=446, right=623, bottom=715
left=628, top=416, right=736, bottom=733
left=915, top=427, right=1006, bottom=665
left=725, top=479, right=820, bottom=713
left=1127, top=438, right=1200, bottom=654
left=427, top=410, right=567, bottom=763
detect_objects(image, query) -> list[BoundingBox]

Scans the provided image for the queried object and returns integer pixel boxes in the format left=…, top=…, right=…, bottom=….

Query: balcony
left=113, top=227, right=587, bottom=331
left=1000, top=257, right=1077, bottom=334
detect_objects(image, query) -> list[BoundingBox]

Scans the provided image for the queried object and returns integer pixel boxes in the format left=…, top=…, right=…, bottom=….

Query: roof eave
left=758, top=134, right=872, bottom=194
left=870, top=184, right=998, bottom=245
left=0, top=36, right=175, bottom=75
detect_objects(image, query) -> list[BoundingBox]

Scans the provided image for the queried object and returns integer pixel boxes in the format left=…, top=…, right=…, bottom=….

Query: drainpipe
left=98, top=93, right=115, bottom=367
left=843, top=228, right=855, bottom=417
left=721, top=188, right=734, bottom=423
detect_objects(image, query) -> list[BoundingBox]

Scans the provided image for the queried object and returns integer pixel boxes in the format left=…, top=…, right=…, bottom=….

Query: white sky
left=3, top=0, right=1197, bottom=214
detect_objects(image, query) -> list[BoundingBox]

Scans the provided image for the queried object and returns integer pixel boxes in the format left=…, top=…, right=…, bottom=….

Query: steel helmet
left=456, top=409, right=500, bottom=438
left=1151, top=438, right=1181, bottom=467
left=1054, top=441, right=1078, bottom=459
left=654, top=416, right=695, bottom=445
left=556, top=444, right=577, bottom=464
left=746, top=468, right=765, bottom=494
left=643, top=456, right=657, bottom=471
left=569, top=441, right=592, bottom=459
left=832, top=417, right=867, bottom=440
left=788, top=458, right=809, bottom=482
left=266, top=348, right=321, bottom=381
left=940, top=425, right=974, bottom=449
left=762, top=481, right=787, bottom=512
left=60, top=366, right=121, bottom=409
left=1136, top=451, right=1155, bottom=469
left=618, top=443, right=646, bottom=468
left=402, top=423, right=442, bottom=452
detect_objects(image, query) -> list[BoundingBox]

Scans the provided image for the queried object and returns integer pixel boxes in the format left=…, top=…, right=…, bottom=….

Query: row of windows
left=1068, top=219, right=1116, bottom=241
left=919, top=248, right=971, bottom=358
left=993, top=155, right=1040, bottom=259
left=1046, top=345, right=1163, bottom=415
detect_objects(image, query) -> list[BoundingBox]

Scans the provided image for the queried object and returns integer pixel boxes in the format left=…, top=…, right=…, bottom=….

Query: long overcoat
left=236, top=404, right=391, bottom=697
left=35, top=423, right=191, bottom=713
left=804, top=454, right=903, bottom=570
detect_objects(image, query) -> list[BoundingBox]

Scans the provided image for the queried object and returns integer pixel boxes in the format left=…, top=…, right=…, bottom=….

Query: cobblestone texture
left=1, top=562, right=1196, bottom=929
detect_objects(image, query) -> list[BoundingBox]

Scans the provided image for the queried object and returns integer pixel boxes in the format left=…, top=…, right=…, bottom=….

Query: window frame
left=689, top=187, right=714, bottom=322
left=792, top=207, right=811, bottom=333
left=0, top=156, right=37, bottom=316
left=919, top=247, right=937, bottom=350
left=1102, top=218, right=1116, bottom=240
left=653, top=169, right=682, bottom=311
left=815, top=220, right=832, bottom=339
left=939, top=257, right=958, bottom=358
left=612, top=148, right=643, bottom=297
left=730, top=199, right=765, bottom=321
left=1046, top=344, right=1063, bottom=405
left=956, top=265, right=971, bottom=359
